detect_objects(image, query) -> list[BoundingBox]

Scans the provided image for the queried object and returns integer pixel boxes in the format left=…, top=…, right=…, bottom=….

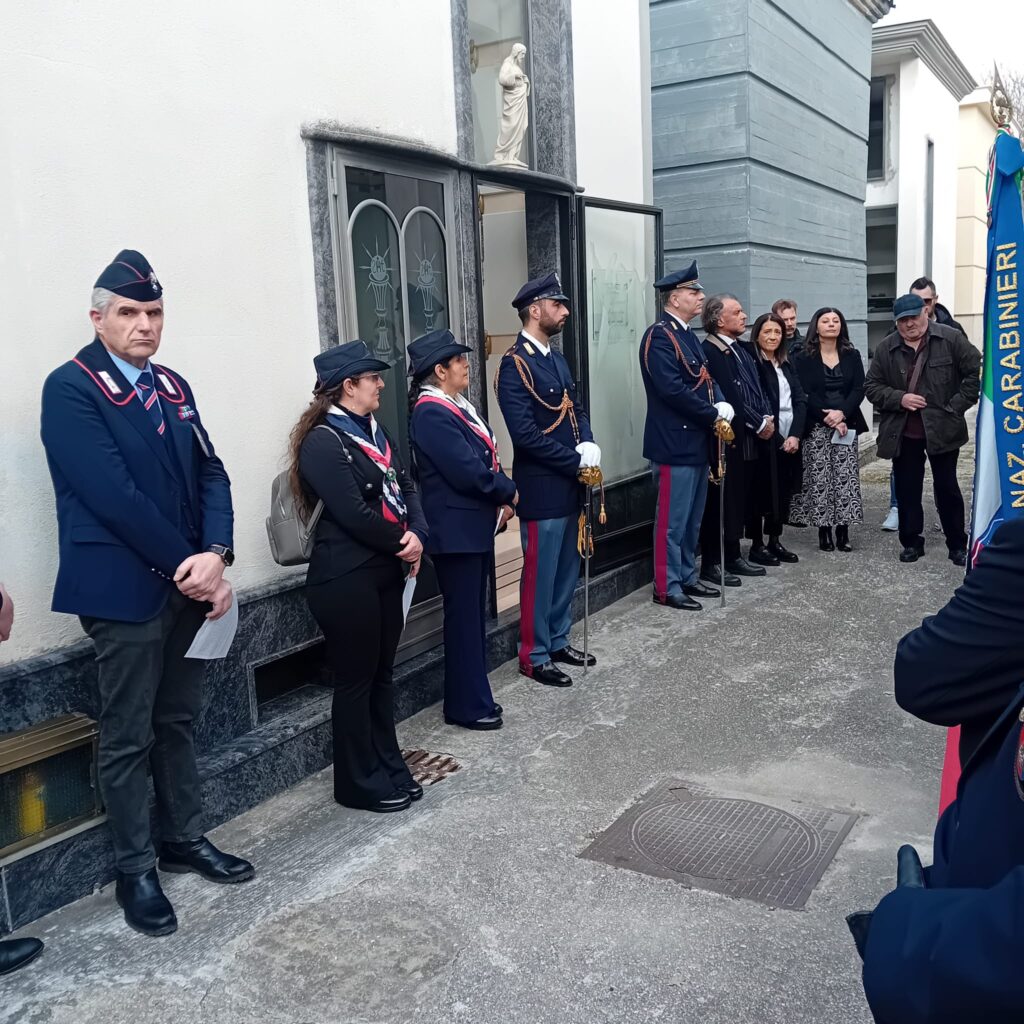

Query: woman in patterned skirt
left=790, top=308, right=869, bottom=551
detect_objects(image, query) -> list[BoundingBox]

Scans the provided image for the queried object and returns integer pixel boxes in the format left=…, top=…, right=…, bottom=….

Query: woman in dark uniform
left=408, top=329, right=517, bottom=730
left=289, top=341, right=428, bottom=813
left=743, top=312, right=807, bottom=564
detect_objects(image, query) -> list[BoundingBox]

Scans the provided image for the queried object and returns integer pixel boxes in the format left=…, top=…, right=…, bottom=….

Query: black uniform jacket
left=862, top=518, right=1024, bottom=1022
left=299, top=422, right=427, bottom=586
left=793, top=348, right=870, bottom=436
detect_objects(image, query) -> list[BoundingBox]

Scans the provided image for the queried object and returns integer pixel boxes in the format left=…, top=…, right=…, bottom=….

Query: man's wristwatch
left=208, top=544, right=235, bottom=567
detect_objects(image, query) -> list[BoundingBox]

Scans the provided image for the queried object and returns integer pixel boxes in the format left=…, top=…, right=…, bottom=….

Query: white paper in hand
left=402, top=575, right=418, bottom=625
left=185, top=594, right=239, bottom=659
left=831, top=429, right=857, bottom=447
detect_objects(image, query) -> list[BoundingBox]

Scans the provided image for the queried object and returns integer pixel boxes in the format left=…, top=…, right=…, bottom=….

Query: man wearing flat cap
left=496, top=272, right=600, bottom=688
left=40, top=250, right=253, bottom=938
left=639, top=261, right=734, bottom=610
left=865, top=293, right=979, bottom=565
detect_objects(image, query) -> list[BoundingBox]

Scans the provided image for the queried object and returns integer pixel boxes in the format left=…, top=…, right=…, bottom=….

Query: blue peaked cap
left=407, top=329, right=472, bottom=380
left=654, top=260, right=702, bottom=292
left=313, top=341, right=390, bottom=393
left=511, top=272, right=570, bottom=310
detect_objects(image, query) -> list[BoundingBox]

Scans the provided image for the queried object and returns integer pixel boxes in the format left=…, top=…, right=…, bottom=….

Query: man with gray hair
left=40, top=250, right=254, bottom=938
left=699, top=294, right=775, bottom=585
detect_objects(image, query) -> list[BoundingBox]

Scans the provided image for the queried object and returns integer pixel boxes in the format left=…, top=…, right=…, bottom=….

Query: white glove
left=714, top=401, right=735, bottom=424
left=575, top=441, right=602, bottom=468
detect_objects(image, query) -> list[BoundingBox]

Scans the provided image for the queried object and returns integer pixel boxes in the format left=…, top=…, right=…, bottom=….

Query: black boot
left=767, top=537, right=799, bottom=563
left=835, top=525, right=852, bottom=552
left=748, top=543, right=780, bottom=567
left=116, top=867, right=178, bottom=937
left=158, top=837, right=255, bottom=883
left=0, top=938, right=44, bottom=976
left=818, top=527, right=835, bottom=552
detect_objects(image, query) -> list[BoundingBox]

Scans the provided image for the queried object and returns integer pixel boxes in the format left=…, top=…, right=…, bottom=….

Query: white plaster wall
left=0, top=1, right=457, bottom=664
left=865, top=60, right=901, bottom=210
left=571, top=0, right=651, bottom=203
left=893, top=57, right=960, bottom=300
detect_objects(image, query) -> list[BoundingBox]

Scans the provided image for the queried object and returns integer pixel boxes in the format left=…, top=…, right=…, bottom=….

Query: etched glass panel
left=584, top=206, right=657, bottom=484
left=404, top=210, right=449, bottom=338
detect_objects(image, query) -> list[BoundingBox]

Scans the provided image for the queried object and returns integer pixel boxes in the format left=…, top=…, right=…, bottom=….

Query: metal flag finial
left=991, top=63, right=1014, bottom=128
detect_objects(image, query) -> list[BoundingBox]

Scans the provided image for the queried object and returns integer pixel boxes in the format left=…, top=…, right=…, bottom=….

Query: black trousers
left=80, top=589, right=207, bottom=873
left=433, top=552, right=497, bottom=723
left=892, top=438, right=967, bottom=552
left=700, top=447, right=746, bottom=565
left=305, top=561, right=413, bottom=807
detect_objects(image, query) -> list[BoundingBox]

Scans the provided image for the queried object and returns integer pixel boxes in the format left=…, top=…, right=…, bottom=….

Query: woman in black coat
left=790, top=308, right=869, bottom=552
left=289, top=341, right=428, bottom=815
left=743, top=312, right=808, bottom=564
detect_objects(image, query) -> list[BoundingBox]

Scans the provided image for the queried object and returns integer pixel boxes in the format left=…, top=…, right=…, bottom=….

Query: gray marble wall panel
left=529, top=0, right=577, bottom=182
left=757, top=0, right=873, bottom=76
left=651, top=78, right=749, bottom=171
left=525, top=192, right=563, bottom=281
left=305, top=140, right=340, bottom=350
left=449, top=0, right=475, bottom=163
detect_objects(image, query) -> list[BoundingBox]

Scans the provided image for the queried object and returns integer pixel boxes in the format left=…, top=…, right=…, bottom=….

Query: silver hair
left=90, top=287, right=119, bottom=312
left=701, top=292, right=740, bottom=335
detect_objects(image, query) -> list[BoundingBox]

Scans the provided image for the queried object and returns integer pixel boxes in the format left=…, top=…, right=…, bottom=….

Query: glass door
left=575, top=197, right=664, bottom=574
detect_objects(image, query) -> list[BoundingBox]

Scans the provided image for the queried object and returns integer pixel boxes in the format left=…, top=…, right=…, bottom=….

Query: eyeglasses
left=354, top=373, right=384, bottom=384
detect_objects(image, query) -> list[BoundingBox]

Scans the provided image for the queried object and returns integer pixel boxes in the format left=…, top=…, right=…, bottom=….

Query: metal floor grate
left=402, top=749, right=461, bottom=786
left=580, top=780, right=857, bottom=910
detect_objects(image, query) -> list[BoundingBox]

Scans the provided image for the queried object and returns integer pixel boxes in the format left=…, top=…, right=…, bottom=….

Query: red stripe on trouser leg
left=518, top=521, right=539, bottom=673
left=653, top=465, right=671, bottom=600
left=938, top=725, right=961, bottom=817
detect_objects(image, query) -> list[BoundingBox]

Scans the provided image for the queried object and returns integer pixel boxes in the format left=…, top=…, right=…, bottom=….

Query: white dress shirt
left=775, top=364, right=793, bottom=439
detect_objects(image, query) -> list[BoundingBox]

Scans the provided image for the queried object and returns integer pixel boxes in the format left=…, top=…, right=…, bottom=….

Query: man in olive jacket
left=865, top=293, right=980, bottom=565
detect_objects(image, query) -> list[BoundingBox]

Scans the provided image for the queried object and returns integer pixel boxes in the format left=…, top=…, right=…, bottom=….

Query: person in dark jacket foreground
left=848, top=517, right=1024, bottom=1022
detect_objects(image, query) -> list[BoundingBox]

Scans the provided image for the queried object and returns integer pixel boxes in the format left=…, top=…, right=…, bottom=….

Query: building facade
left=650, top=0, right=894, bottom=353
left=865, top=19, right=977, bottom=354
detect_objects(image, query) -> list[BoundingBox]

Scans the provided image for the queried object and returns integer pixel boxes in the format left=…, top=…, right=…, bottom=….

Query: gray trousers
left=80, top=590, right=207, bottom=873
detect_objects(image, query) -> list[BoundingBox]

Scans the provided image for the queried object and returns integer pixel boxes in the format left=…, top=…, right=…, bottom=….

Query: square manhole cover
left=402, top=749, right=461, bottom=786
left=580, top=780, right=857, bottom=910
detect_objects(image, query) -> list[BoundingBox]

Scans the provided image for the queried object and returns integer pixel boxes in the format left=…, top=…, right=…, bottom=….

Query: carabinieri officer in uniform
left=408, top=329, right=517, bottom=730
left=496, top=272, right=600, bottom=688
left=40, top=250, right=253, bottom=939
left=640, top=261, right=734, bottom=610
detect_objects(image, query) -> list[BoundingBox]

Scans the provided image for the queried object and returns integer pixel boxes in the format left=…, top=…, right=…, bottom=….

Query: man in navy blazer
left=40, top=250, right=253, bottom=938
left=848, top=517, right=1024, bottom=1021
left=640, top=261, right=733, bottom=611
left=496, top=273, right=599, bottom=688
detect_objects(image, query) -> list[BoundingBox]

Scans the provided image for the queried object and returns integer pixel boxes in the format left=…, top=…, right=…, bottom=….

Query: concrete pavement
left=2, top=462, right=964, bottom=1024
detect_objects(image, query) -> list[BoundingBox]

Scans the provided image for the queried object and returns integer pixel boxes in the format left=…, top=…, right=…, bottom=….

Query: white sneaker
left=881, top=507, right=899, bottom=531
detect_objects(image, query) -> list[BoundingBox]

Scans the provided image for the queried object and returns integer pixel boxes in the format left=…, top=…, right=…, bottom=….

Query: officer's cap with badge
left=654, top=260, right=702, bottom=293
left=313, top=340, right=390, bottom=394
left=511, top=272, right=570, bottom=311
left=407, top=329, right=472, bottom=381
left=95, top=249, right=163, bottom=302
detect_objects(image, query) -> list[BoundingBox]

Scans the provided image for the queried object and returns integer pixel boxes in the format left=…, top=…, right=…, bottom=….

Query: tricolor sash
left=328, top=412, right=408, bottom=527
left=415, top=392, right=501, bottom=472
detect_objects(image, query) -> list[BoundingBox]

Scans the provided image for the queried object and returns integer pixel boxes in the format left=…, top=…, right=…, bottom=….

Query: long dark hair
left=803, top=307, right=854, bottom=357
left=749, top=313, right=789, bottom=364
left=288, top=385, right=345, bottom=522
left=407, top=357, right=455, bottom=417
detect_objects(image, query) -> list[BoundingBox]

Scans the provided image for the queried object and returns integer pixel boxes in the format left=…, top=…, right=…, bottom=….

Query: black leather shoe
left=683, top=581, right=720, bottom=598
left=767, top=539, right=799, bottom=563
left=339, top=789, right=412, bottom=813
left=159, top=837, right=255, bottom=884
left=116, top=868, right=177, bottom=937
left=397, top=779, right=423, bottom=801
left=522, top=661, right=573, bottom=687
left=726, top=557, right=767, bottom=577
left=819, top=527, right=835, bottom=552
left=0, top=938, right=44, bottom=976
left=492, top=703, right=503, bottom=716
left=949, top=548, right=967, bottom=567
left=653, top=593, right=701, bottom=611
left=899, top=546, right=922, bottom=563
left=551, top=644, right=596, bottom=667
left=835, top=525, right=853, bottom=552
left=700, top=565, right=741, bottom=587
left=444, top=714, right=503, bottom=730
left=747, top=545, right=780, bottom=567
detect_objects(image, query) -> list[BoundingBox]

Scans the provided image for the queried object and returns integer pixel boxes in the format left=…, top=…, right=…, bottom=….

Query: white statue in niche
left=490, top=43, right=530, bottom=168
